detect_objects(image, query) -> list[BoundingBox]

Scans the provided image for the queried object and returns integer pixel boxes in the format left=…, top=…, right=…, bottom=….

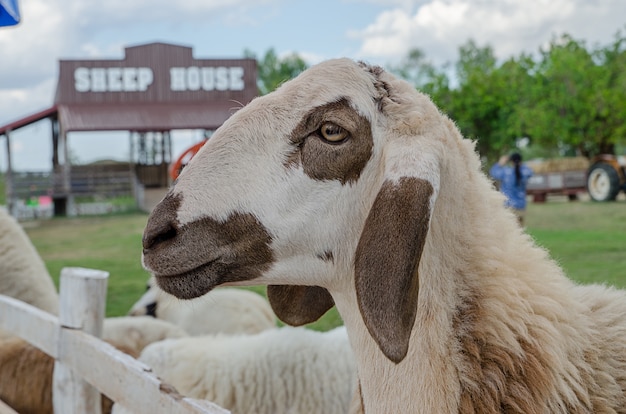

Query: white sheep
left=0, top=209, right=191, bottom=412
left=0, top=337, right=123, bottom=414
left=141, top=58, right=626, bottom=412
left=0, top=207, right=59, bottom=333
left=102, top=315, right=189, bottom=358
left=0, top=209, right=189, bottom=345
left=128, top=276, right=276, bottom=335
left=135, top=326, right=355, bottom=414
left=0, top=316, right=188, bottom=414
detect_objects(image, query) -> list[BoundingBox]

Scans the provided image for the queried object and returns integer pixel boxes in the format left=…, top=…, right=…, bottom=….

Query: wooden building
left=0, top=42, right=257, bottom=216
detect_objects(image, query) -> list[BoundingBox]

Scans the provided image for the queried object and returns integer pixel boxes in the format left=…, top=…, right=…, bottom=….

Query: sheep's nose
left=142, top=220, right=177, bottom=251
left=142, top=193, right=181, bottom=251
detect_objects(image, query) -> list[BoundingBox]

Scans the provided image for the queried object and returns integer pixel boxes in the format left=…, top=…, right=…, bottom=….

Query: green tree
left=395, top=41, right=536, bottom=161
left=487, top=54, right=537, bottom=157
left=444, top=40, right=509, bottom=160
left=394, top=31, right=626, bottom=162
left=388, top=48, right=451, bottom=108
left=522, top=32, right=626, bottom=157
left=244, top=48, right=308, bottom=95
left=591, top=30, right=626, bottom=154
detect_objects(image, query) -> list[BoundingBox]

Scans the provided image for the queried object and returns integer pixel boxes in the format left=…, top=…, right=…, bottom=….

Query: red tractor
left=586, top=154, right=626, bottom=202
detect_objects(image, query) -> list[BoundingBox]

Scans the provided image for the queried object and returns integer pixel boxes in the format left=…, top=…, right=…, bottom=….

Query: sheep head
left=142, top=58, right=445, bottom=363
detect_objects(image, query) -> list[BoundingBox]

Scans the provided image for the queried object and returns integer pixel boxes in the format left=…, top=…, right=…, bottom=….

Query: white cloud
left=351, top=9, right=417, bottom=59
left=0, top=78, right=56, bottom=123
left=0, top=1, right=68, bottom=88
left=354, top=0, right=626, bottom=64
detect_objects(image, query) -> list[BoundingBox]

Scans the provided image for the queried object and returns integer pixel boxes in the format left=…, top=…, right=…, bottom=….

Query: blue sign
left=0, top=0, right=20, bottom=27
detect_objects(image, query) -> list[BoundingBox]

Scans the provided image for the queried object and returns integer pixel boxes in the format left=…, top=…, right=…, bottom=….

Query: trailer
left=527, top=170, right=588, bottom=202
left=525, top=157, right=589, bottom=203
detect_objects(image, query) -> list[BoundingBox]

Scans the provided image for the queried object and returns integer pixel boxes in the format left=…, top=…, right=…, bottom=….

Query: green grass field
left=525, top=200, right=626, bottom=288
left=21, top=199, right=626, bottom=331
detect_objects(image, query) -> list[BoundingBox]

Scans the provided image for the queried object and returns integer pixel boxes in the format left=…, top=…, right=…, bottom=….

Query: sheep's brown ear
left=355, top=177, right=434, bottom=363
left=267, top=285, right=335, bottom=326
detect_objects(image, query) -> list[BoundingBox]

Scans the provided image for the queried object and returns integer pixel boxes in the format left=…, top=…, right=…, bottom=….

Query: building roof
left=0, top=42, right=257, bottom=136
left=0, top=101, right=242, bottom=135
left=57, top=102, right=242, bottom=132
left=0, top=106, right=58, bottom=135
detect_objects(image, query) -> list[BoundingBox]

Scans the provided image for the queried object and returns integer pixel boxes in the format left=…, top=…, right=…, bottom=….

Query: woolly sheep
left=0, top=337, right=60, bottom=414
left=128, top=276, right=276, bottom=335
left=141, top=58, right=626, bottom=412
left=0, top=207, right=59, bottom=332
left=0, top=317, right=187, bottom=414
left=135, top=326, right=355, bottom=414
left=102, top=315, right=189, bottom=358
left=0, top=337, right=128, bottom=414
left=0, top=209, right=189, bottom=411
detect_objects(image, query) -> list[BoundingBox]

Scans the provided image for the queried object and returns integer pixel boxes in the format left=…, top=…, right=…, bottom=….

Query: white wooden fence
left=0, top=267, right=230, bottom=414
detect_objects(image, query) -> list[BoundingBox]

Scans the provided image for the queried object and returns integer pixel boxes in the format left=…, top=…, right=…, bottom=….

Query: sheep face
left=128, top=277, right=158, bottom=317
left=143, top=58, right=444, bottom=362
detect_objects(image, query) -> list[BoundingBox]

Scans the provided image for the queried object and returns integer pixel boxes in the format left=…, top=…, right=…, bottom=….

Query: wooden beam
left=0, top=294, right=59, bottom=356
left=60, top=329, right=230, bottom=414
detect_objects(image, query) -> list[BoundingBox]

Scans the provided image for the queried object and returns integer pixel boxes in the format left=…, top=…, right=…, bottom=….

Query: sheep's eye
left=319, top=122, right=348, bottom=143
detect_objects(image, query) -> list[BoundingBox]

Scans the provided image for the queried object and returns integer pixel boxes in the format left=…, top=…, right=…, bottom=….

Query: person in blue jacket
left=489, top=152, right=534, bottom=226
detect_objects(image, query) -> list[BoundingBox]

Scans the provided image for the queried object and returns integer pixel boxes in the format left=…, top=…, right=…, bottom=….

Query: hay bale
left=527, top=157, right=589, bottom=174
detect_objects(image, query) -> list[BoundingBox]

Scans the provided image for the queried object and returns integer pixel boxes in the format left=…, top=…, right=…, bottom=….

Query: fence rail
left=11, top=169, right=134, bottom=199
left=0, top=267, right=229, bottom=414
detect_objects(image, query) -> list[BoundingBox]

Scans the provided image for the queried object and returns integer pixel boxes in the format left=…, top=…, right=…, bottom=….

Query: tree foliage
left=244, top=48, right=308, bottom=95
left=392, top=28, right=626, bottom=162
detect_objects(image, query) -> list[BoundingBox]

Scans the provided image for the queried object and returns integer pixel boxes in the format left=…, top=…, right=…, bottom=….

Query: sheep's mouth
left=154, top=254, right=277, bottom=300
left=143, top=192, right=276, bottom=299
left=153, top=259, right=223, bottom=299
left=149, top=235, right=276, bottom=299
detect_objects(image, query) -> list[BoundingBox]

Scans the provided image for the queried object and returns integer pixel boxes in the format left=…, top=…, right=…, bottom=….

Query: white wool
left=138, top=326, right=355, bottom=414
left=102, top=316, right=188, bottom=358
left=128, top=277, right=276, bottom=335
left=0, top=209, right=59, bottom=339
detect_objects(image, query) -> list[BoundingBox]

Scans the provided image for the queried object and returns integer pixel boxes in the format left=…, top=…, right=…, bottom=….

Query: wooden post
left=4, top=129, right=15, bottom=216
left=53, top=267, right=109, bottom=414
left=51, top=118, right=59, bottom=167
left=60, top=127, right=76, bottom=216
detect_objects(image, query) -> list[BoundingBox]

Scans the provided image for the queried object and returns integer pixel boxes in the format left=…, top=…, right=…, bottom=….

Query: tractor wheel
left=586, top=163, right=620, bottom=202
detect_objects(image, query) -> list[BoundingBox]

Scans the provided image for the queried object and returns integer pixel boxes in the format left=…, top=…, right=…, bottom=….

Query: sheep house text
left=73, top=66, right=247, bottom=93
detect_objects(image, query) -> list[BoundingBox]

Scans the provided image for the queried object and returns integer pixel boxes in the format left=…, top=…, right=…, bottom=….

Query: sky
left=1, top=0, right=625, bottom=171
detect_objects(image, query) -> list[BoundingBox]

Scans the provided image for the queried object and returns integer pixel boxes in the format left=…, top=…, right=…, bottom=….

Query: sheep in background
left=0, top=337, right=87, bottom=414
left=102, top=315, right=188, bottom=358
left=0, top=337, right=128, bottom=414
left=0, top=316, right=189, bottom=414
left=0, top=210, right=191, bottom=346
left=135, top=326, right=355, bottom=414
left=128, top=276, right=276, bottom=335
left=142, top=58, right=626, bottom=412
left=0, top=209, right=190, bottom=412
left=0, top=208, right=59, bottom=335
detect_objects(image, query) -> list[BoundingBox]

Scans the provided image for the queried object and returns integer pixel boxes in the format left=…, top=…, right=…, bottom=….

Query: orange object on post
left=169, top=141, right=207, bottom=181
